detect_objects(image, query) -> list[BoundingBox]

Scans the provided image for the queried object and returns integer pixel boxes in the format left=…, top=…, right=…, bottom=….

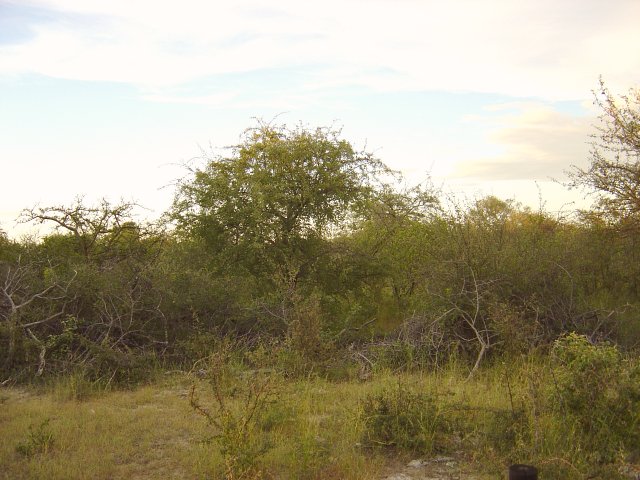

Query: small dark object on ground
left=509, top=464, right=538, bottom=480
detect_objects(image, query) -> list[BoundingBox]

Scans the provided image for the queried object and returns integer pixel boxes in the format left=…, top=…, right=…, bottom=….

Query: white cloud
left=0, top=0, right=635, bottom=238
left=2, top=0, right=639, bottom=100
left=455, top=103, right=594, bottom=180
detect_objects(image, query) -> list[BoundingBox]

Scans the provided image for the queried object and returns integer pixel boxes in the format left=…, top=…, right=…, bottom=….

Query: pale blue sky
left=2, top=0, right=640, bottom=237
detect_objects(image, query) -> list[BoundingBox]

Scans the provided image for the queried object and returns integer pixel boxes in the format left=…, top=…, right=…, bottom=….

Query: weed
left=189, top=347, right=280, bottom=480
left=15, top=418, right=55, bottom=457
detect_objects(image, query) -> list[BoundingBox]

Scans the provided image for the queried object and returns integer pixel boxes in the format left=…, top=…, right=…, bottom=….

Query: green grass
left=0, top=381, right=198, bottom=479
left=1, top=357, right=636, bottom=479
left=0, top=369, right=478, bottom=480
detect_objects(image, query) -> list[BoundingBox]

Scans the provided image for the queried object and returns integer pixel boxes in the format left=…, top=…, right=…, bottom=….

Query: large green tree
left=172, top=123, right=387, bottom=284
left=170, top=123, right=391, bottom=334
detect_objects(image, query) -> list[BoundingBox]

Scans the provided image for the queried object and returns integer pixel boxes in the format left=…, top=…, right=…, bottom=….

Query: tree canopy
left=569, top=80, right=640, bottom=228
left=171, top=123, right=389, bottom=277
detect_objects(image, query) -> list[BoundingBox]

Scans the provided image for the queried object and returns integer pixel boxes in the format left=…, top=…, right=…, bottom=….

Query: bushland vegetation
left=2, top=84, right=640, bottom=479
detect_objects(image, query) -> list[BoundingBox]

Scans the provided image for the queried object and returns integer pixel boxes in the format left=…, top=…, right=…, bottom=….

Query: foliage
left=15, top=418, right=55, bottom=457
left=568, top=79, right=640, bottom=228
left=6, top=106, right=640, bottom=478
left=171, top=122, right=390, bottom=334
left=189, top=346, right=280, bottom=480
left=19, top=198, right=147, bottom=261
left=549, top=333, right=640, bottom=463
left=172, top=123, right=386, bottom=271
left=1, top=198, right=167, bottom=383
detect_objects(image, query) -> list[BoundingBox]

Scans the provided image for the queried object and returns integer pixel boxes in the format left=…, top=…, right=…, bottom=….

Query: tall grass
left=1, top=338, right=638, bottom=479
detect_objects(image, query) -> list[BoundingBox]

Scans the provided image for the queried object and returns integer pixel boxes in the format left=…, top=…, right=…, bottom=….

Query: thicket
left=5, top=171, right=639, bottom=384
left=2, top=84, right=640, bottom=476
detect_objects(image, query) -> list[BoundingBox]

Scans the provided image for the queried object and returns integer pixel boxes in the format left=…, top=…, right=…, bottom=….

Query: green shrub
left=46, top=324, right=159, bottom=388
left=15, top=418, right=55, bottom=457
left=360, top=383, right=450, bottom=453
left=549, top=333, right=640, bottom=463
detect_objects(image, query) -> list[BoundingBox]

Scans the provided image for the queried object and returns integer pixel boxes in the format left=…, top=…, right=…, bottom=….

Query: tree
left=0, top=229, right=15, bottom=262
left=19, top=198, right=163, bottom=266
left=171, top=124, right=389, bottom=334
left=9, top=199, right=168, bottom=381
left=568, top=80, right=640, bottom=229
left=345, top=185, right=440, bottom=321
left=171, top=123, right=389, bottom=328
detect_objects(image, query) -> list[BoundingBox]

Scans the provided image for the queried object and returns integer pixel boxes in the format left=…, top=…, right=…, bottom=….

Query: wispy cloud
left=2, top=0, right=639, bottom=101
left=455, top=103, right=593, bottom=181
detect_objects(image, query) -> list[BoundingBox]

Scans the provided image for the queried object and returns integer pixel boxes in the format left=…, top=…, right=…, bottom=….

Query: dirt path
left=381, top=456, right=494, bottom=480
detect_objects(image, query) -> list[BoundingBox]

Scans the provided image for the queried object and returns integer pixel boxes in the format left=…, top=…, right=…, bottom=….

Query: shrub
left=549, top=333, right=640, bottom=463
left=15, top=418, right=55, bottom=457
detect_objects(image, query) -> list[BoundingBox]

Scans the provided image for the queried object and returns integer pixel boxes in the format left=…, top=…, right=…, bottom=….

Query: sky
left=1, top=0, right=640, bottom=238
